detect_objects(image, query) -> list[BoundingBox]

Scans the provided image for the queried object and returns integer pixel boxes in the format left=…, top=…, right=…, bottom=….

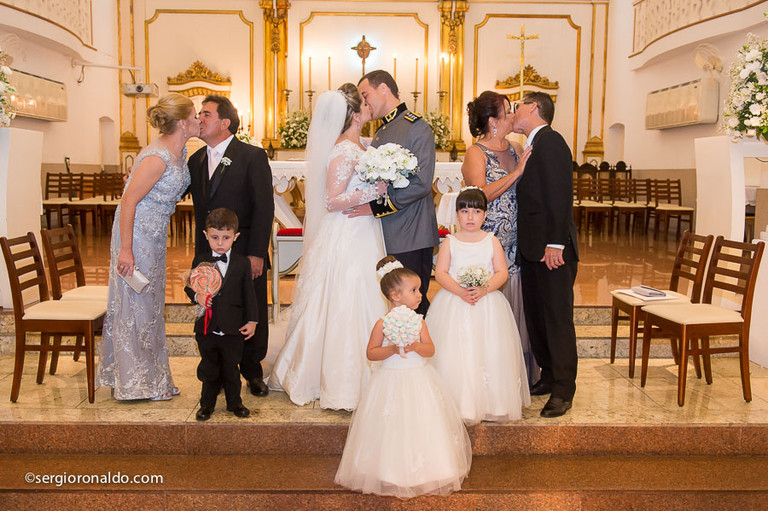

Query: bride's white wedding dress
left=269, top=139, right=388, bottom=410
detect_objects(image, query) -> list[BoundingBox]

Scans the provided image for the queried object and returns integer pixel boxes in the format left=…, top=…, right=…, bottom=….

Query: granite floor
left=2, top=354, right=767, bottom=425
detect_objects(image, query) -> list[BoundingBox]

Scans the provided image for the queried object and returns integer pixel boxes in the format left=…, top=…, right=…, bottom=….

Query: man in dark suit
left=513, top=92, right=579, bottom=418
left=188, top=95, right=274, bottom=397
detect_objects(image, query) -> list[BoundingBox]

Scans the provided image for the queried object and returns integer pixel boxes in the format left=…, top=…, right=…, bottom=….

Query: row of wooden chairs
left=574, top=177, right=694, bottom=239
left=0, top=225, right=108, bottom=403
left=610, top=231, right=765, bottom=406
left=43, top=172, right=125, bottom=232
left=574, top=160, right=631, bottom=179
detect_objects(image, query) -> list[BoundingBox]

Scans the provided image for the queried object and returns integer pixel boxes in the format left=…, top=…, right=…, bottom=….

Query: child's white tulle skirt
left=334, top=355, right=472, bottom=499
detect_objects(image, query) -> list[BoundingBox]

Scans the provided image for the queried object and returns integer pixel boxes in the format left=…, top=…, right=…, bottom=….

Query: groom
left=347, top=70, right=439, bottom=315
left=188, top=95, right=275, bottom=397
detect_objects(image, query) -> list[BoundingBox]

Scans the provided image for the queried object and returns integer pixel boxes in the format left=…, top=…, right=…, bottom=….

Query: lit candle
left=439, top=53, right=446, bottom=91
left=308, top=56, right=312, bottom=90
left=414, top=56, right=419, bottom=92
left=328, top=55, right=331, bottom=90
left=393, top=54, right=397, bottom=81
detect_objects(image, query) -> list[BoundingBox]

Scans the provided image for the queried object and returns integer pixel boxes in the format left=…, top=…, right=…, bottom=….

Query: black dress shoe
left=248, top=378, right=269, bottom=397
left=196, top=407, right=214, bottom=421
left=540, top=397, right=572, bottom=418
left=530, top=381, right=552, bottom=396
left=228, top=404, right=250, bottom=418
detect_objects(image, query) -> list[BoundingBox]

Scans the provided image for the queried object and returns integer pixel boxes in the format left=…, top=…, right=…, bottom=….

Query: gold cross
left=351, top=35, right=377, bottom=76
left=507, top=25, right=539, bottom=101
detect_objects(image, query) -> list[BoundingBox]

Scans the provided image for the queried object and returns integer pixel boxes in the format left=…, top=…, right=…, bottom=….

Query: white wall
left=0, top=1, right=119, bottom=168
left=605, top=0, right=768, bottom=169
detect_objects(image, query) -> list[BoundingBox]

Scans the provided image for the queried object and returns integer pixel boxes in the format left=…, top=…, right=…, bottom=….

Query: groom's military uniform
left=368, top=102, right=438, bottom=313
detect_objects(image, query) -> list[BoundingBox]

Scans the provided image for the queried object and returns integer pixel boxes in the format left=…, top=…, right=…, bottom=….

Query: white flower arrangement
left=355, top=143, right=419, bottom=190
left=456, top=264, right=491, bottom=288
left=0, top=46, right=16, bottom=128
left=278, top=110, right=310, bottom=149
left=382, top=305, right=422, bottom=354
left=722, top=24, right=768, bottom=141
left=424, top=110, right=452, bottom=150
left=376, top=260, right=403, bottom=279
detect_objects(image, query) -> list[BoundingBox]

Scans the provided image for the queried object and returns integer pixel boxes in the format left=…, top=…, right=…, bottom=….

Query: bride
left=269, top=84, right=389, bottom=410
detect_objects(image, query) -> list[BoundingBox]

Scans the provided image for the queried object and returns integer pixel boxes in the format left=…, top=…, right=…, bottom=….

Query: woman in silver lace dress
left=462, top=90, right=540, bottom=388
left=97, top=93, right=199, bottom=401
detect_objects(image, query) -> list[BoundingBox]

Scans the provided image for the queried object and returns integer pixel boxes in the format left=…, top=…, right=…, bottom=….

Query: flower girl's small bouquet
left=355, top=143, right=420, bottom=193
left=456, top=264, right=491, bottom=288
left=382, top=305, right=423, bottom=357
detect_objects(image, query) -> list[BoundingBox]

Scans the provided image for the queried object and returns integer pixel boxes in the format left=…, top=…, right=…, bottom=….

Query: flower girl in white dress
left=427, top=187, right=531, bottom=424
left=335, top=256, right=472, bottom=499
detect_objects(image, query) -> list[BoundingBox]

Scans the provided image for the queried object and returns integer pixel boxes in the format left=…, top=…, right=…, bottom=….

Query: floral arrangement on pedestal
left=236, top=130, right=261, bottom=147
left=277, top=110, right=310, bottom=149
left=0, top=46, right=15, bottom=128
left=722, top=20, right=768, bottom=141
left=424, top=110, right=452, bottom=150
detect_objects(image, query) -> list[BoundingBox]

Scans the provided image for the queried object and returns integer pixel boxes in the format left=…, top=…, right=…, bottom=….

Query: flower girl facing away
left=335, top=256, right=472, bottom=499
left=427, top=187, right=531, bottom=424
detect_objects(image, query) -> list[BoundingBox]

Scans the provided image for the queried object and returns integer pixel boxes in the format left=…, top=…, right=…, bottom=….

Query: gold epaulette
left=404, top=112, right=421, bottom=122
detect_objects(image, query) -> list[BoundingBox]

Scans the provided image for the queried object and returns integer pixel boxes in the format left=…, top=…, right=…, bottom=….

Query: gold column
left=260, top=0, right=289, bottom=148
left=439, top=0, right=467, bottom=151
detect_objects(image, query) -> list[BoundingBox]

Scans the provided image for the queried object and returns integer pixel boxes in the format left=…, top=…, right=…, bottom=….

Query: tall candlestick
left=328, top=55, right=331, bottom=90
left=308, top=56, right=312, bottom=91
left=393, top=54, right=397, bottom=81
left=448, top=52, right=453, bottom=120
left=414, top=57, right=419, bottom=92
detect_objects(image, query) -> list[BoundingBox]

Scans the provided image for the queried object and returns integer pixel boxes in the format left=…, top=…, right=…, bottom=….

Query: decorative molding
left=632, top=0, right=765, bottom=55
left=0, top=0, right=93, bottom=48
left=167, top=61, right=232, bottom=86
left=495, top=65, right=559, bottom=90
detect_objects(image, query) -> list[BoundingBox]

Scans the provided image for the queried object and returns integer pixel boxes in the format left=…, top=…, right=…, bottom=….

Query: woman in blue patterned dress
left=462, top=90, right=540, bottom=388
left=97, top=93, right=199, bottom=401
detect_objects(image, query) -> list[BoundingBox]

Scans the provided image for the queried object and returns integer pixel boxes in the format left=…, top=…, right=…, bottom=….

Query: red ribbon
left=204, top=306, right=213, bottom=335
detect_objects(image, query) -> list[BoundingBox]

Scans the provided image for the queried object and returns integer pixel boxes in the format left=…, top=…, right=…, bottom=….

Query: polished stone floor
left=71, top=222, right=679, bottom=306
left=2, top=354, right=767, bottom=425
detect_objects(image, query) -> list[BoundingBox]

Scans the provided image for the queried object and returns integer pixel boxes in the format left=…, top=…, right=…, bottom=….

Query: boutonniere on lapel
left=220, top=157, right=232, bottom=176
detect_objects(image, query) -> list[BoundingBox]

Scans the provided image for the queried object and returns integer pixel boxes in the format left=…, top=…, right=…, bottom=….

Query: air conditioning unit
left=645, top=78, right=719, bottom=130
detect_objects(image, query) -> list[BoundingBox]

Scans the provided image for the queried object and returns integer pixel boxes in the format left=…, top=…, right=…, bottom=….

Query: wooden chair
left=574, top=177, right=612, bottom=233
left=96, top=173, right=125, bottom=232
left=610, top=178, right=651, bottom=235
left=1, top=232, right=106, bottom=403
left=41, top=224, right=109, bottom=366
left=68, top=173, right=101, bottom=234
left=609, top=231, right=714, bottom=377
left=652, top=179, right=694, bottom=240
left=640, top=236, right=765, bottom=406
left=42, top=173, right=76, bottom=229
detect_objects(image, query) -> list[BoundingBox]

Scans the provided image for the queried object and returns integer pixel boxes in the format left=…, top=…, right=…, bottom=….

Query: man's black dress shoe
left=228, top=404, right=250, bottom=418
left=530, top=381, right=552, bottom=396
left=196, top=407, right=214, bottom=421
left=540, top=397, right=572, bottom=418
left=249, top=378, right=269, bottom=397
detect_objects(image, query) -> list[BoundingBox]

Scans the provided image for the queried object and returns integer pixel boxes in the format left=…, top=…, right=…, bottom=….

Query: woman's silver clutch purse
left=119, top=267, right=150, bottom=293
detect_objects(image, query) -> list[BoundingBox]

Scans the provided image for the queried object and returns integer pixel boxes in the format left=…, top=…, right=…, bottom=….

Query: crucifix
left=507, top=24, right=539, bottom=102
left=351, top=35, right=377, bottom=76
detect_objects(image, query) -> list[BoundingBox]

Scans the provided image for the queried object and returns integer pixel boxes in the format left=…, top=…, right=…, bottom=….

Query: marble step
left=2, top=452, right=767, bottom=509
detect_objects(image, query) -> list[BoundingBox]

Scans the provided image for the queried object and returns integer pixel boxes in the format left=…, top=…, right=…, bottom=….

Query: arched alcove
left=99, top=116, right=118, bottom=172
left=606, top=123, right=625, bottom=164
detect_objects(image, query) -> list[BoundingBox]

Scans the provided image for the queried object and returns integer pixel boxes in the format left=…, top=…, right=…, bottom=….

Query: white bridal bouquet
left=456, top=264, right=491, bottom=288
left=722, top=24, right=768, bottom=141
left=383, top=305, right=422, bottom=356
left=355, top=143, right=419, bottom=190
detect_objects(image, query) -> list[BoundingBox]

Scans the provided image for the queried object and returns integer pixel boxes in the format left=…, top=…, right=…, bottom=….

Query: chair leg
left=49, top=335, right=62, bottom=375
left=669, top=336, right=680, bottom=365
left=37, top=334, right=50, bottom=384
left=72, top=334, right=83, bottom=361
left=640, top=318, right=653, bottom=387
left=691, top=338, right=702, bottom=379
left=610, top=306, right=619, bottom=364
left=678, top=328, right=689, bottom=407
left=700, top=336, right=712, bottom=384
left=628, top=309, right=640, bottom=379
left=85, top=327, right=96, bottom=403
left=740, top=333, right=752, bottom=402
left=10, top=331, right=26, bottom=402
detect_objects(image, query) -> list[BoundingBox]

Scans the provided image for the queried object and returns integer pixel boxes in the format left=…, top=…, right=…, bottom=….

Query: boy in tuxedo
left=185, top=208, right=258, bottom=421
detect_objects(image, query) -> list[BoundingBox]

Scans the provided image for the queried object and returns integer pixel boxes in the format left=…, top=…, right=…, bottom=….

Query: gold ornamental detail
left=167, top=61, right=232, bottom=86
left=496, top=65, right=559, bottom=90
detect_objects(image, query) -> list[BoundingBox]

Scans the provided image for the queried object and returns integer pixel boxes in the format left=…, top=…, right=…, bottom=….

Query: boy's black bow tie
left=212, top=254, right=227, bottom=263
